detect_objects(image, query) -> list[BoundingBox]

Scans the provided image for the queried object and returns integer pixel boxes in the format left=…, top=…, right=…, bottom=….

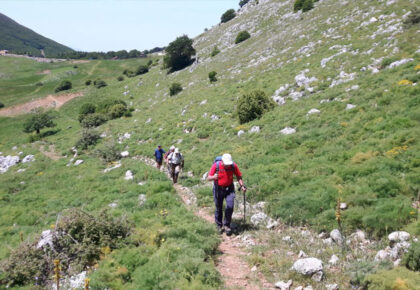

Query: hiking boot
left=217, top=226, right=224, bottom=234
left=225, top=225, right=232, bottom=236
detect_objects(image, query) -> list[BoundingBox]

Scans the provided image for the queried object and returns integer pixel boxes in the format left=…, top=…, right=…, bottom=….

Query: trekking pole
left=243, top=188, right=246, bottom=223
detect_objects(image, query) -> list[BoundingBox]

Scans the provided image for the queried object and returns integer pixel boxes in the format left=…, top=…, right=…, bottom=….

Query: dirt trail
left=135, top=156, right=274, bottom=289
left=0, top=92, right=83, bottom=117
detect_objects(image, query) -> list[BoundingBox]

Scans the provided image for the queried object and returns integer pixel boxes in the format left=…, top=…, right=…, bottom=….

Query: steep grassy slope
left=0, top=0, right=419, bottom=288
left=0, top=13, right=73, bottom=57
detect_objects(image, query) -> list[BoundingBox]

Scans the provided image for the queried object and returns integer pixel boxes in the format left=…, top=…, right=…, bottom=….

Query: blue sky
left=1, top=0, right=239, bottom=52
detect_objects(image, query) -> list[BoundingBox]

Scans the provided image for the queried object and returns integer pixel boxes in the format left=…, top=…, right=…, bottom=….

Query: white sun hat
left=170, top=145, right=175, bottom=150
left=222, top=153, right=233, bottom=165
left=174, top=148, right=180, bottom=153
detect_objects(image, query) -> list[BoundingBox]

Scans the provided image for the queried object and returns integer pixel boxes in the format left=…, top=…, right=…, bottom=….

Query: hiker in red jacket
left=207, top=153, right=247, bottom=235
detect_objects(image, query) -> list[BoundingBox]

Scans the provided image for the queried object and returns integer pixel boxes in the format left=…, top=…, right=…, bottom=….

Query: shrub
left=302, top=0, right=314, bottom=12
left=123, top=69, right=136, bottom=77
left=147, top=59, right=153, bottom=66
left=0, top=209, right=131, bottom=287
left=135, top=65, right=149, bottom=75
left=36, top=82, right=43, bottom=86
left=211, top=46, right=220, bottom=57
left=169, top=83, right=183, bottom=96
left=403, top=7, right=420, bottom=27
left=0, top=102, right=4, bottom=108
left=235, top=30, right=251, bottom=44
left=237, top=90, right=275, bottom=124
left=75, top=129, right=100, bottom=149
left=94, top=79, right=107, bottom=89
left=209, top=71, right=217, bottom=83
left=117, top=76, right=124, bottom=81
left=109, top=104, right=127, bottom=119
left=23, top=109, right=56, bottom=135
left=85, top=79, right=92, bottom=85
left=221, top=9, right=236, bottom=23
left=239, top=0, right=250, bottom=7
left=97, top=99, right=127, bottom=114
left=81, top=113, right=108, bottom=128
left=294, top=0, right=305, bottom=12
left=79, top=103, right=96, bottom=116
left=364, top=267, right=420, bottom=289
left=163, top=35, right=196, bottom=72
left=402, top=242, right=420, bottom=271
left=95, top=142, right=121, bottom=162
left=54, top=80, right=72, bottom=93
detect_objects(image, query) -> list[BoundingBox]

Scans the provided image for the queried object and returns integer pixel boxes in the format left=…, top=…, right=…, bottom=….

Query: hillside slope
left=0, top=13, right=73, bottom=57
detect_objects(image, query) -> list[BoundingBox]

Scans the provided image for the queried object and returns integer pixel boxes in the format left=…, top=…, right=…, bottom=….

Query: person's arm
left=207, top=164, right=218, bottom=181
left=234, top=164, right=247, bottom=192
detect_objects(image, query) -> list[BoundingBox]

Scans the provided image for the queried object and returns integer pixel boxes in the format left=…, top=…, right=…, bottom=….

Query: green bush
left=211, top=46, right=220, bottom=57
left=80, top=113, right=108, bottom=128
left=208, top=71, right=217, bottom=83
left=95, top=142, right=121, bottom=162
left=85, top=79, right=92, bottom=85
left=94, top=79, right=107, bottom=89
left=0, top=102, right=4, bottom=108
left=239, top=0, right=250, bottom=7
left=97, top=99, right=127, bottom=114
left=117, top=76, right=124, bottom=81
left=221, top=9, right=236, bottom=23
left=0, top=209, right=131, bottom=287
left=404, top=7, right=420, bottom=27
left=364, top=267, right=420, bottom=289
left=123, top=69, right=136, bottom=77
left=403, top=242, right=420, bottom=271
left=235, top=30, right=251, bottom=44
left=237, top=90, right=275, bottom=124
left=78, top=103, right=96, bottom=122
left=109, top=104, right=127, bottom=119
left=169, top=83, right=183, bottom=96
left=163, top=35, right=196, bottom=72
left=36, top=82, right=43, bottom=86
left=75, top=129, right=100, bottom=149
left=294, top=0, right=305, bottom=12
left=135, top=65, right=149, bottom=75
left=54, top=80, right=72, bottom=93
left=302, top=0, right=314, bottom=12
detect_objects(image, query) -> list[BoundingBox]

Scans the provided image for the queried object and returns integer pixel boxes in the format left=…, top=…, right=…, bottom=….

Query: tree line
left=53, top=47, right=164, bottom=60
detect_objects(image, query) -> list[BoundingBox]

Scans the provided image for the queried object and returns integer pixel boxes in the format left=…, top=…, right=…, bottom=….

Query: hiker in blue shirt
left=154, top=145, right=165, bottom=169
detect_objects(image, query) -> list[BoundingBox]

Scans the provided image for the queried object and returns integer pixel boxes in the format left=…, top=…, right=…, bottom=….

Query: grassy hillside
left=0, top=0, right=419, bottom=288
left=0, top=13, right=73, bottom=57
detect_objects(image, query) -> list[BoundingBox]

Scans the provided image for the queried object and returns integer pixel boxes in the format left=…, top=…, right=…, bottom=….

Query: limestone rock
left=280, top=127, right=296, bottom=135
left=249, top=126, right=260, bottom=133
left=124, top=170, right=134, bottom=180
left=237, top=130, right=245, bottom=137
left=388, top=58, right=413, bottom=68
left=37, top=230, right=55, bottom=249
left=291, top=258, right=323, bottom=275
left=22, top=155, right=35, bottom=163
left=346, top=104, right=356, bottom=110
left=388, top=231, right=410, bottom=242
left=307, top=109, right=320, bottom=115
left=311, top=271, right=323, bottom=282
left=0, top=155, right=20, bottom=173
left=326, top=284, right=339, bottom=290
left=375, top=250, right=390, bottom=261
left=251, top=212, right=268, bottom=226
left=275, top=280, right=293, bottom=290
left=330, top=229, right=343, bottom=245
left=74, top=160, right=84, bottom=166
left=329, top=254, right=339, bottom=265
left=138, top=194, right=147, bottom=206
left=298, top=250, right=308, bottom=258
left=121, top=151, right=129, bottom=157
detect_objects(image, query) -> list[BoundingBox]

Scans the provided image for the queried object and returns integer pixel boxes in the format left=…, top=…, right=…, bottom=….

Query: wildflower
left=37, top=171, right=44, bottom=176
left=398, top=79, right=413, bottom=85
left=50, top=224, right=56, bottom=229
left=410, top=211, right=416, bottom=215
left=415, top=63, right=420, bottom=70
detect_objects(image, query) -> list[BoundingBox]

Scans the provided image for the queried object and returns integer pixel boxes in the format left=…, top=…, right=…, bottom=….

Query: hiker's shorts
left=213, top=184, right=235, bottom=227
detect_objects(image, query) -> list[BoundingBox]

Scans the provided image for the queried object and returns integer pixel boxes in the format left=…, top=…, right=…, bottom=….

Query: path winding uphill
left=134, top=156, right=274, bottom=289
left=0, top=92, right=83, bottom=117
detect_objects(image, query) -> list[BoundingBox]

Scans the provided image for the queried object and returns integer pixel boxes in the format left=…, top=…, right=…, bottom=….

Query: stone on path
left=291, top=258, right=323, bottom=275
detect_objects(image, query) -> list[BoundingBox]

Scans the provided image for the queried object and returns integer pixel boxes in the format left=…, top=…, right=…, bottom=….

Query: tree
left=302, top=0, right=314, bottom=12
left=221, top=9, right=236, bottom=23
left=23, top=110, right=56, bottom=134
left=209, top=71, right=217, bottom=83
left=135, top=64, right=149, bottom=75
left=55, top=80, right=72, bottom=93
left=169, top=83, right=183, bottom=96
left=239, top=0, right=250, bottom=7
left=164, top=35, right=196, bottom=72
left=237, top=90, right=275, bottom=124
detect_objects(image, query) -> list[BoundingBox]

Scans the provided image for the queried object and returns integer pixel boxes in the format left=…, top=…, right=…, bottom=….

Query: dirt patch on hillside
left=37, top=69, right=51, bottom=75
left=0, top=92, right=83, bottom=117
left=71, top=60, right=90, bottom=64
left=39, top=144, right=62, bottom=160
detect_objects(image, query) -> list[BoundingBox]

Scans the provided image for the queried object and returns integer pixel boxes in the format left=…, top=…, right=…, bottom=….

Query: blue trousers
left=213, top=184, right=235, bottom=227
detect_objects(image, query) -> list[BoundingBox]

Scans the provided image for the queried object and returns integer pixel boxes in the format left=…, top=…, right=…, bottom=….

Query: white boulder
left=237, top=130, right=245, bottom=137
left=74, top=160, right=84, bottom=166
left=330, top=229, right=343, bottom=245
left=329, top=254, right=339, bottom=265
left=138, top=194, right=147, bottom=206
left=375, top=250, right=390, bottom=261
left=251, top=212, right=268, bottom=226
left=346, top=104, right=356, bottom=110
left=249, top=126, right=260, bottom=133
left=388, top=231, right=410, bottom=242
left=37, top=230, right=55, bottom=249
left=280, top=127, right=296, bottom=135
left=0, top=155, right=20, bottom=173
left=22, top=155, right=35, bottom=163
left=121, top=151, right=129, bottom=157
left=291, top=258, right=323, bottom=275
left=307, top=109, right=320, bottom=115
left=388, top=58, right=414, bottom=68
